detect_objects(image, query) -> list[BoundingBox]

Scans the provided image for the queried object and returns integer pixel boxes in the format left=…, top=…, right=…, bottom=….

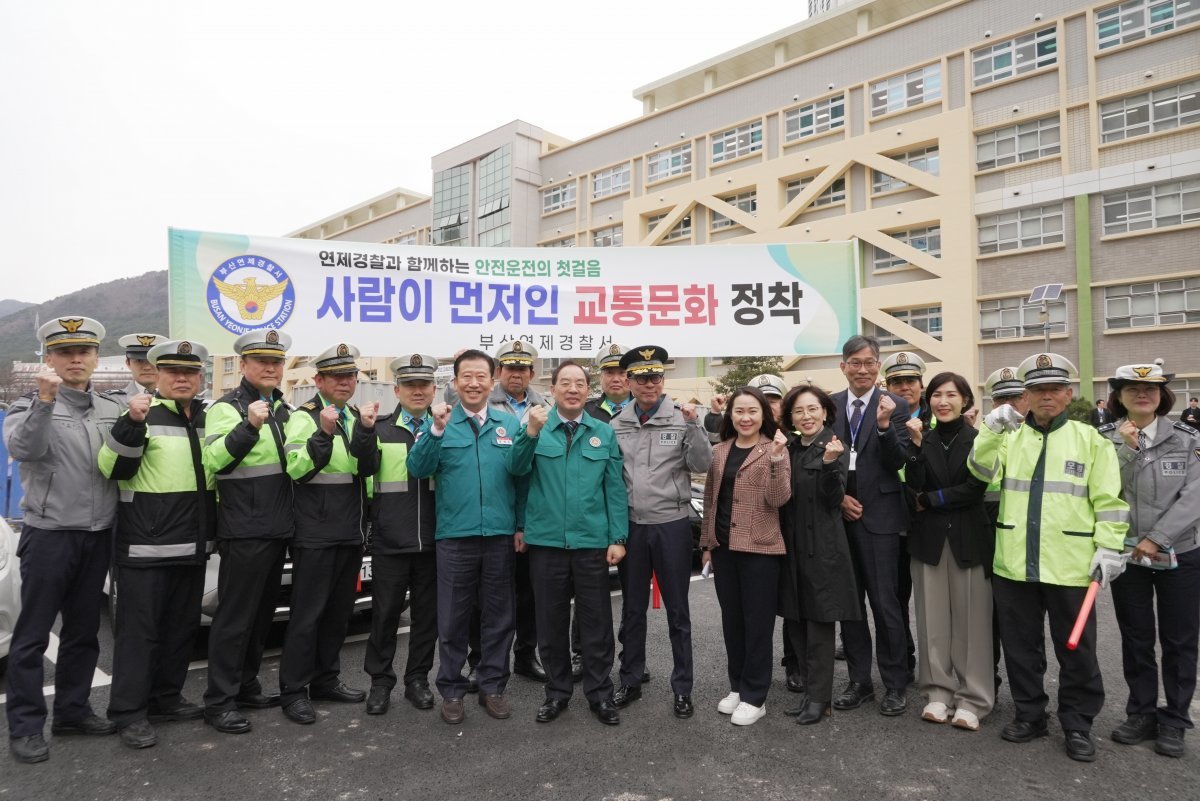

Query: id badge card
left=849, top=449, right=857, bottom=471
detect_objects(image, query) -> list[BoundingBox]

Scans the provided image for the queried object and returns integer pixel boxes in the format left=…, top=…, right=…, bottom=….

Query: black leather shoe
left=205, top=710, right=251, bottom=734
left=148, top=699, right=205, bottom=723
left=612, top=684, right=642, bottom=708
left=282, top=699, right=316, bottom=725
left=879, top=688, right=907, bottom=717
left=310, top=682, right=366, bottom=703
left=786, top=670, right=805, bottom=694
left=833, top=682, right=875, bottom=711
left=51, top=714, right=117, bottom=736
left=783, top=699, right=805, bottom=717
left=589, top=699, right=620, bottom=726
left=571, top=653, right=584, bottom=682
left=797, top=700, right=832, bottom=725
left=1065, top=730, right=1097, bottom=762
left=9, top=734, right=49, bottom=763
left=235, top=692, right=280, bottom=709
left=514, top=657, right=548, bottom=682
left=641, top=671, right=652, bottom=683
left=536, top=698, right=569, bottom=723
left=1111, top=713, right=1157, bottom=744
left=1155, top=725, right=1186, bottom=758
left=366, top=687, right=391, bottom=715
left=404, top=681, right=435, bottom=710
left=119, top=720, right=158, bottom=749
left=1002, top=717, right=1049, bottom=743
left=465, top=665, right=480, bottom=694
left=673, top=694, right=694, bottom=719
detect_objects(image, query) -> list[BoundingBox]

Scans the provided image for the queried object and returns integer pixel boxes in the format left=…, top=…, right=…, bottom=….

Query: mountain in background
left=0, top=270, right=167, bottom=367
left=0, top=299, right=35, bottom=320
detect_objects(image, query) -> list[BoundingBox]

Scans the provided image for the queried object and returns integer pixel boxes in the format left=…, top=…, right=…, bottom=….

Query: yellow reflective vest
left=967, top=411, right=1128, bottom=586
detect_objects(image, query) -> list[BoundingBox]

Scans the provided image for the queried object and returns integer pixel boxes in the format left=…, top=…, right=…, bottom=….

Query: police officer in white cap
left=114, top=333, right=168, bottom=398
left=881, top=352, right=928, bottom=424
left=5, top=317, right=123, bottom=763
left=201, top=328, right=295, bottom=734
left=99, top=339, right=215, bottom=749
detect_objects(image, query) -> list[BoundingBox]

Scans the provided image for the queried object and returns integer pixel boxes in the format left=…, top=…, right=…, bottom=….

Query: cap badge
left=58, top=318, right=84, bottom=333
left=337, top=344, right=349, bottom=357
left=512, top=341, right=524, bottom=353
left=410, top=354, right=423, bottom=367
left=638, top=348, right=656, bottom=361
left=757, top=376, right=771, bottom=386
left=1133, top=366, right=1153, bottom=378
left=266, top=330, right=279, bottom=344
left=136, top=335, right=156, bottom=347
left=1036, top=354, right=1052, bottom=369
left=897, top=353, right=909, bottom=364
left=609, top=344, right=621, bottom=355
left=1000, top=368, right=1014, bottom=380
left=178, top=341, right=192, bottom=355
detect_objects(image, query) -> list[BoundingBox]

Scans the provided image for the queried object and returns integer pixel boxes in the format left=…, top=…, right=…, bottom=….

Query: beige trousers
left=911, top=541, right=995, bottom=717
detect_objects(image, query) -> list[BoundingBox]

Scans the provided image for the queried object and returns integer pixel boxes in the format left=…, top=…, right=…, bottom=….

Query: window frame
left=971, top=26, right=1058, bottom=87
left=710, top=120, right=764, bottom=164
left=1096, top=0, right=1200, bottom=50
left=870, top=64, right=942, bottom=117
left=542, top=182, right=577, bottom=215
left=977, top=204, right=1065, bottom=254
left=976, top=115, right=1062, bottom=171
left=783, top=93, right=846, bottom=142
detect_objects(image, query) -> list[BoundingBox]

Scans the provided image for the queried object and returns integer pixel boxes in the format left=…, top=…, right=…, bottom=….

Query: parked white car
left=0, top=517, right=21, bottom=671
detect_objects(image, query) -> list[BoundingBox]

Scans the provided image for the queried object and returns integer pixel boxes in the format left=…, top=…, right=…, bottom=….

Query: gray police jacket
left=612, top=398, right=713, bottom=525
left=2, top=386, right=123, bottom=531
left=1102, top=416, right=1200, bottom=555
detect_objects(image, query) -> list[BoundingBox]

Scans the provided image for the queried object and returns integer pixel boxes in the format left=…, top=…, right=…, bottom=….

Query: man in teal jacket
left=407, top=349, right=526, bottom=725
left=509, top=360, right=628, bottom=726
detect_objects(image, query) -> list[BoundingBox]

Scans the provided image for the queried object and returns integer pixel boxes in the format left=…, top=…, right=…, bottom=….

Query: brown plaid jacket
left=700, top=436, right=792, bottom=555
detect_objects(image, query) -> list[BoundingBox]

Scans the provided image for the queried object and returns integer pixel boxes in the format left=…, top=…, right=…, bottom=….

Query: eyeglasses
left=790, top=406, right=824, bottom=418
left=632, top=374, right=664, bottom=385
left=844, top=359, right=879, bottom=370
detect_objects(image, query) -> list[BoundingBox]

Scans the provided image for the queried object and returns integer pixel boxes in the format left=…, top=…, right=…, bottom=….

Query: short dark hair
left=841, top=335, right=880, bottom=361
left=454, top=349, right=495, bottom=377
left=924, top=372, right=975, bottom=414
left=780, top=384, right=838, bottom=429
left=1108, top=384, right=1176, bottom=419
left=718, top=386, right=780, bottom=442
left=551, top=360, right=589, bottom=385
left=1096, top=400, right=1105, bottom=406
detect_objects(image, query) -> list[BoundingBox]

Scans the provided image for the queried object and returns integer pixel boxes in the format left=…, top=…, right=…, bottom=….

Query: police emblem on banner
left=207, top=254, right=296, bottom=335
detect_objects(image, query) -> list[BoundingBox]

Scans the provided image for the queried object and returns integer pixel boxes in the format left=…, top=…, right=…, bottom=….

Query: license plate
left=359, top=561, right=372, bottom=582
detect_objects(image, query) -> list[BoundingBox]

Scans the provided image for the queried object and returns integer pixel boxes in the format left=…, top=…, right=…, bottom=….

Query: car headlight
left=689, top=497, right=704, bottom=515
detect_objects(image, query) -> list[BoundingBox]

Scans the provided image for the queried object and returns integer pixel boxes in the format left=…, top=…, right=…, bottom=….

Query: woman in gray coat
left=1101, top=362, right=1200, bottom=759
left=778, top=385, right=862, bottom=725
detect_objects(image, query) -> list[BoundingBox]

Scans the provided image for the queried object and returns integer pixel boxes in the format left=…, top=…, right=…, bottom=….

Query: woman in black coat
left=903, top=372, right=993, bottom=731
left=778, top=385, right=861, bottom=725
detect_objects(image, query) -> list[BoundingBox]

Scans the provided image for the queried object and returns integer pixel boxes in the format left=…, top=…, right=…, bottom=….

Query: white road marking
left=0, top=632, right=112, bottom=705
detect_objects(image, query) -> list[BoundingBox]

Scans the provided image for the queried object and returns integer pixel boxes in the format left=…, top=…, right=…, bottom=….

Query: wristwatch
left=613, top=538, right=627, bottom=546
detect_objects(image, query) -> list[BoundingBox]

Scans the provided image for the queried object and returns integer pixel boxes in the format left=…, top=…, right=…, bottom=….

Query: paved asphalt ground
left=2, top=575, right=1197, bottom=801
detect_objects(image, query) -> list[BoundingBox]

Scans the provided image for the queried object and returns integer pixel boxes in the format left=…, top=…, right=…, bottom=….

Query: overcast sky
left=0, top=1, right=809, bottom=303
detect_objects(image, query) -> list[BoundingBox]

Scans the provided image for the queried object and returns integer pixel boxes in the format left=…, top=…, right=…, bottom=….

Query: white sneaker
left=717, top=692, right=741, bottom=715
left=921, top=701, right=950, bottom=723
left=951, top=708, right=980, bottom=731
left=731, top=701, right=766, bottom=726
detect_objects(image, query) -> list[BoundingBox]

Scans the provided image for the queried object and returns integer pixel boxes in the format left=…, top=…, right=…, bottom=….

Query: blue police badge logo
left=207, top=255, right=296, bottom=336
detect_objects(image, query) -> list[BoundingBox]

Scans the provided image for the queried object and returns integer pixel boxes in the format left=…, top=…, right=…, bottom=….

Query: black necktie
left=411, top=417, right=424, bottom=432
left=564, top=419, right=579, bottom=449
left=850, top=399, right=864, bottom=443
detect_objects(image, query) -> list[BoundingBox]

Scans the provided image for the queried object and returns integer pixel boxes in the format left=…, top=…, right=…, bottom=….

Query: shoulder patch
left=1172, top=421, right=1199, bottom=438
left=300, top=401, right=317, bottom=411
left=1097, top=422, right=1118, bottom=434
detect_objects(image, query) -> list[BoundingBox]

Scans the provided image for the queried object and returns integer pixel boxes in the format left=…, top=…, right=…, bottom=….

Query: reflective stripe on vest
left=308, top=472, right=354, bottom=485
left=216, top=462, right=285, bottom=480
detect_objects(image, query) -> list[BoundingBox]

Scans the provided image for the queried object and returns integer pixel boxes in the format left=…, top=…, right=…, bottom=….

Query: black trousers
left=619, top=517, right=693, bottom=694
left=278, top=545, right=362, bottom=705
left=5, top=527, right=111, bottom=737
left=897, top=534, right=916, bottom=674
left=528, top=545, right=614, bottom=703
left=993, top=575, right=1104, bottom=732
left=435, top=536, right=515, bottom=698
left=711, top=548, right=781, bottom=707
left=203, top=538, right=287, bottom=712
left=467, top=547, right=537, bottom=666
left=842, top=522, right=909, bottom=690
left=364, top=551, right=438, bottom=689
left=1111, top=548, right=1200, bottom=729
left=781, top=618, right=800, bottom=672
left=107, top=563, right=205, bottom=727
left=786, top=618, right=837, bottom=703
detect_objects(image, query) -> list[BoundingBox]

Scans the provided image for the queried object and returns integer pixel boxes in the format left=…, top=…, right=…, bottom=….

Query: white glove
left=983, top=404, right=1024, bottom=434
left=1089, top=547, right=1128, bottom=589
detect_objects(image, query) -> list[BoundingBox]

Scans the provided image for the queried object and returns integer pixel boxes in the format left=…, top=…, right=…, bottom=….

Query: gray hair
left=841, top=335, right=880, bottom=361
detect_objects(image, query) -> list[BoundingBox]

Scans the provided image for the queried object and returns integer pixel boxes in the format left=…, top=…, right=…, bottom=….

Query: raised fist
left=247, top=399, right=269, bottom=429
left=319, top=404, right=341, bottom=435
left=127, top=393, right=152, bottom=422
left=36, top=367, right=62, bottom=403
left=430, top=402, right=453, bottom=430
left=709, top=394, right=727, bottom=414
left=1118, top=419, right=1140, bottom=451
left=824, top=435, right=844, bottom=463
left=876, top=394, right=896, bottom=428
left=359, top=401, right=379, bottom=429
left=680, top=403, right=699, bottom=423
left=526, top=404, right=549, bottom=437
left=770, top=429, right=788, bottom=458
left=906, top=417, right=924, bottom=447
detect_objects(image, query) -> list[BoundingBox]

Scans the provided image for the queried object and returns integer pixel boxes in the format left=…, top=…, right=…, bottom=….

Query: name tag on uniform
left=657, top=431, right=680, bottom=446
left=1161, top=460, right=1186, bottom=476
left=1064, top=460, right=1086, bottom=478
left=849, top=450, right=857, bottom=471
left=495, top=437, right=512, bottom=446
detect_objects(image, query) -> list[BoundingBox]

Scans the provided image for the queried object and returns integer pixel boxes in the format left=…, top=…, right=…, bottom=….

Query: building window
left=871, top=146, right=939, bottom=193
left=1105, top=277, right=1200, bottom=328
left=1100, top=79, right=1200, bottom=143
left=979, top=296, right=1067, bottom=339
left=432, top=163, right=470, bottom=246
left=384, top=233, right=418, bottom=245
left=870, top=64, right=941, bottom=116
left=540, top=237, right=576, bottom=247
left=646, top=143, right=692, bottom=182
left=867, top=306, right=944, bottom=347
left=592, top=225, right=623, bottom=247
left=542, top=182, right=577, bottom=214
left=786, top=176, right=847, bottom=206
left=976, top=115, right=1061, bottom=171
left=592, top=164, right=631, bottom=199
left=978, top=204, right=1064, bottom=253
left=647, top=212, right=692, bottom=241
left=223, top=357, right=235, bottom=374
left=476, top=145, right=512, bottom=248
left=972, top=26, right=1058, bottom=87
left=711, top=121, right=763, bottom=164
left=872, top=226, right=942, bottom=271
left=1097, top=0, right=1200, bottom=50
left=710, top=191, right=757, bottom=230
left=1168, top=377, right=1200, bottom=413
left=783, top=94, right=845, bottom=142
left=1102, top=178, right=1200, bottom=234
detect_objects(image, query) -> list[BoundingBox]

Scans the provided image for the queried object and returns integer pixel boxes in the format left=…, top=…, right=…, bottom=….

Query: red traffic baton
left=651, top=571, right=661, bottom=610
left=1066, top=579, right=1100, bottom=651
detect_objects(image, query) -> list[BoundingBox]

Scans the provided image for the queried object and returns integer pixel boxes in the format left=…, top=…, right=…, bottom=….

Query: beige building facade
left=280, top=0, right=1199, bottom=411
